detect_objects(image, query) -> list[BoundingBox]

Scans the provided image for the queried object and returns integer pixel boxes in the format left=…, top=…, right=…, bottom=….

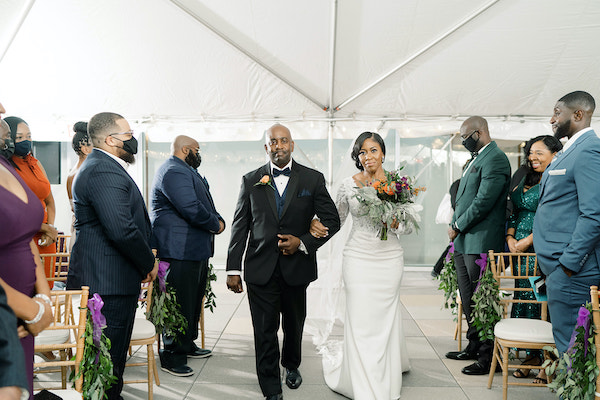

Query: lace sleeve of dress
left=335, top=180, right=350, bottom=227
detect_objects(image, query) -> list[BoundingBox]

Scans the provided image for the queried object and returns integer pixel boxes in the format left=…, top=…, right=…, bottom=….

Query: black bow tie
left=471, top=151, right=479, bottom=158
left=273, top=167, right=291, bottom=177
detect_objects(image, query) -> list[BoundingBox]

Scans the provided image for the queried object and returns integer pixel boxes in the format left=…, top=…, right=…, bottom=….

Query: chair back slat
left=41, top=252, right=71, bottom=283
left=488, top=251, right=547, bottom=320
left=590, top=286, right=600, bottom=400
left=33, top=286, right=88, bottom=392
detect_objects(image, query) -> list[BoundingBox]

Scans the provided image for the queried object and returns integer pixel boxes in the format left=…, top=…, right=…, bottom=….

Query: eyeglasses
left=461, top=130, right=479, bottom=141
left=109, top=130, right=134, bottom=137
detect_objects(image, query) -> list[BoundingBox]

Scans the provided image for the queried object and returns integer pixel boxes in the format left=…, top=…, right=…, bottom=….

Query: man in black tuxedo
left=68, top=112, right=157, bottom=400
left=226, top=124, right=340, bottom=400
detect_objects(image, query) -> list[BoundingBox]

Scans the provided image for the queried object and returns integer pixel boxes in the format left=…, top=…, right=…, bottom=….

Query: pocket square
left=548, top=169, right=566, bottom=175
left=297, top=189, right=311, bottom=198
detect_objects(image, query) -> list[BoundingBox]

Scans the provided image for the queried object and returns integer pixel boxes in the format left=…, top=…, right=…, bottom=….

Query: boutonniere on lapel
left=254, top=175, right=275, bottom=190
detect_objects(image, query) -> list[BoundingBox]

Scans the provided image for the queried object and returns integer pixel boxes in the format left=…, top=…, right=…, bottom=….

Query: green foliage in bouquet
left=353, top=167, right=425, bottom=240
left=204, top=263, right=217, bottom=312
left=543, top=303, right=599, bottom=400
left=437, top=242, right=459, bottom=319
left=146, top=260, right=187, bottom=339
left=470, top=254, right=503, bottom=341
left=73, top=294, right=117, bottom=400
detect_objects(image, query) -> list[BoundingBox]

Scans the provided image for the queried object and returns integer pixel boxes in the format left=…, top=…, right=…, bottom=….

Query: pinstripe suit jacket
left=68, top=149, right=154, bottom=295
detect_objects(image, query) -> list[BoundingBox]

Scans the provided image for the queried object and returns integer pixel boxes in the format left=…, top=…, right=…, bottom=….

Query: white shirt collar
left=477, top=141, right=491, bottom=155
left=562, top=127, right=593, bottom=152
left=96, top=148, right=129, bottom=170
left=270, top=159, right=293, bottom=173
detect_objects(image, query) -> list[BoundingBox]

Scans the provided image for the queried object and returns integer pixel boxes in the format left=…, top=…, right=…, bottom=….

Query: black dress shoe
left=160, top=364, right=194, bottom=377
left=265, top=394, right=283, bottom=400
left=285, top=368, right=302, bottom=389
left=188, top=348, right=212, bottom=359
left=445, top=350, right=478, bottom=361
left=461, top=361, right=491, bottom=375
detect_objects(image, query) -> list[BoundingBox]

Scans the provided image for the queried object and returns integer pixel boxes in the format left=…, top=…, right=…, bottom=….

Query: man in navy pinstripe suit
left=68, top=112, right=157, bottom=400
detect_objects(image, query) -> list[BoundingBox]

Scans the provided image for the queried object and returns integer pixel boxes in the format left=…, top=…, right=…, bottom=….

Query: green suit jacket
left=452, top=141, right=511, bottom=254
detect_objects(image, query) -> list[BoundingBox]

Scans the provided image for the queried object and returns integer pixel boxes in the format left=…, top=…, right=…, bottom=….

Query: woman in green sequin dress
left=506, top=135, right=562, bottom=381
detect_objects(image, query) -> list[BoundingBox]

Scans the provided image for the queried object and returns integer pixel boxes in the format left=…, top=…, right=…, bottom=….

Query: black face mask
left=120, top=137, right=138, bottom=155
left=185, top=151, right=202, bottom=169
left=0, top=137, right=15, bottom=159
left=462, top=132, right=479, bottom=153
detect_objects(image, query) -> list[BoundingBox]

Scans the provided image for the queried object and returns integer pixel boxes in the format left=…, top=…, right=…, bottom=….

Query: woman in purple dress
left=0, top=117, right=53, bottom=399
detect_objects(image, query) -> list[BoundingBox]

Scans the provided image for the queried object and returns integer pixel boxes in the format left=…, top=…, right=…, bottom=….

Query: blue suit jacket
left=533, top=130, right=600, bottom=275
left=68, top=149, right=154, bottom=295
left=150, top=156, right=223, bottom=261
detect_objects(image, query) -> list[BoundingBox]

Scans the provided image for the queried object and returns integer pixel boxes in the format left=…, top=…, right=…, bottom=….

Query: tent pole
left=169, top=0, right=326, bottom=111
left=0, top=0, right=37, bottom=64
left=326, top=0, right=338, bottom=189
left=334, top=0, right=500, bottom=111
left=327, top=0, right=338, bottom=113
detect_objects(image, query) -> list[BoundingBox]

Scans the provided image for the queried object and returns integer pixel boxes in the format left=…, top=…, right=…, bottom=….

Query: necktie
left=470, top=151, right=478, bottom=158
left=273, top=167, right=291, bottom=177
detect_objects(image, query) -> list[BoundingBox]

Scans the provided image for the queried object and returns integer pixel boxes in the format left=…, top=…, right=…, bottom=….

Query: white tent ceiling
left=1, top=0, right=599, bottom=141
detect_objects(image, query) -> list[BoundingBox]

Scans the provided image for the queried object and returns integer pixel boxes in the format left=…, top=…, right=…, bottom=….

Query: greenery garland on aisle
left=146, top=260, right=187, bottom=339
left=543, top=303, right=599, bottom=400
left=74, top=293, right=117, bottom=400
left=204, top=263, right=217, bottom=312
left=470, top=253, right=503, bottom=341
left=437, top=242, right=459, bottom=319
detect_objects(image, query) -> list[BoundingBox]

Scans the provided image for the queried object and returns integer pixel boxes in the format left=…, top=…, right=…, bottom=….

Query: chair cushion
left=494, top=318, right=555, bottom=343
left=131, top=318, right=156, bottom=340
left=35, top=324, right=70, bottom=345
left=41, top=389, right=82, bottom=399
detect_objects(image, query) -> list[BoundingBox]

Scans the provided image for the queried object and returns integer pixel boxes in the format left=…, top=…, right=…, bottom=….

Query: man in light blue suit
left=151, top=135, right=225, bottom=376
left=533, top=91, right=600, bottom=353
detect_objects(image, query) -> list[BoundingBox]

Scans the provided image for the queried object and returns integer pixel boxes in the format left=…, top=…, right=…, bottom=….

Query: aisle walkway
left=38, top=270, right=556, bottom=399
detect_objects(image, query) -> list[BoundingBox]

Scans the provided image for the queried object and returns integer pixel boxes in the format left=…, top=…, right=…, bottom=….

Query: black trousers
left=161, top=259, right=208, bottom=367
left=454, top=252, right=493, bottom=365
left=432, top=243, right=452, bottom=275
left=247, top=262, right=308, bottom=397
left=102, top=294, right=138, bottom=400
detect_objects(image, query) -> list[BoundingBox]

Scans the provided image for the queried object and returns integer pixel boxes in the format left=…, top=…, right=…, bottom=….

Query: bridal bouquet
left=353, top=168, right=425, bottom=240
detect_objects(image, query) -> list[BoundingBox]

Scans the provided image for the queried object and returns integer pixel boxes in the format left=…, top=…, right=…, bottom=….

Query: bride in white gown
left=310, top=132, right=413, bottom=400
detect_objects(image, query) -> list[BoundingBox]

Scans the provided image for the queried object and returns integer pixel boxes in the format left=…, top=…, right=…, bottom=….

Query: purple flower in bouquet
left=157, top=260, right=169, bottom=293
left=88, top=293, right=107, bottom=346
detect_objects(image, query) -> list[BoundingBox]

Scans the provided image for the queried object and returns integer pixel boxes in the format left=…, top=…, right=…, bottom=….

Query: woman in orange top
left=5, top=117, right=58, bottom=288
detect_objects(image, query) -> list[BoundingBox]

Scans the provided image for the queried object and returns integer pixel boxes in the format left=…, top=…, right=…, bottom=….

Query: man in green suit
left=445, top=116, right=511, bottom=375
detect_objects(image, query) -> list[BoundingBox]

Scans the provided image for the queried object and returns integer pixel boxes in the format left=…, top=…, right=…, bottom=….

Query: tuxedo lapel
left=261, top=164, right=279, bottom=220
left=280, top=161, right=299, bottom=218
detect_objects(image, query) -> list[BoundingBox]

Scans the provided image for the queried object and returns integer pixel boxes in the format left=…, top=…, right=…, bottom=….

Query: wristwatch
left=451, top=222, right=460, bottom=233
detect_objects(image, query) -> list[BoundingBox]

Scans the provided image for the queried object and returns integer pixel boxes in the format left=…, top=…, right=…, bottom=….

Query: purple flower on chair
left=567, top=306, right=592, bottom=356
left=474, top=253, right=488, bottom=292
left=157, top=260, right=170, bottom=293
left=445, top=242, right=455, bottom=263
left=87, top=293, right=107, bottom=347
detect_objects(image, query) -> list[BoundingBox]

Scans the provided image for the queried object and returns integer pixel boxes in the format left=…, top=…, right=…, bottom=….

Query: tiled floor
left=35, top=270, right=555, bottom=399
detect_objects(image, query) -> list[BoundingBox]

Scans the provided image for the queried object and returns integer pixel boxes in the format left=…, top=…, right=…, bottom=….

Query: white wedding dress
left=320, top=176, right=411, bottom=400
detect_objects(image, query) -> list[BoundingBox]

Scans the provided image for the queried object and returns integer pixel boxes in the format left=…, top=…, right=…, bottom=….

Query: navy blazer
left=226, top=161, right=340, bottom=286
left=150, top=156, right=223, bottom=261
left=68, top=149, right=154, bottom=295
